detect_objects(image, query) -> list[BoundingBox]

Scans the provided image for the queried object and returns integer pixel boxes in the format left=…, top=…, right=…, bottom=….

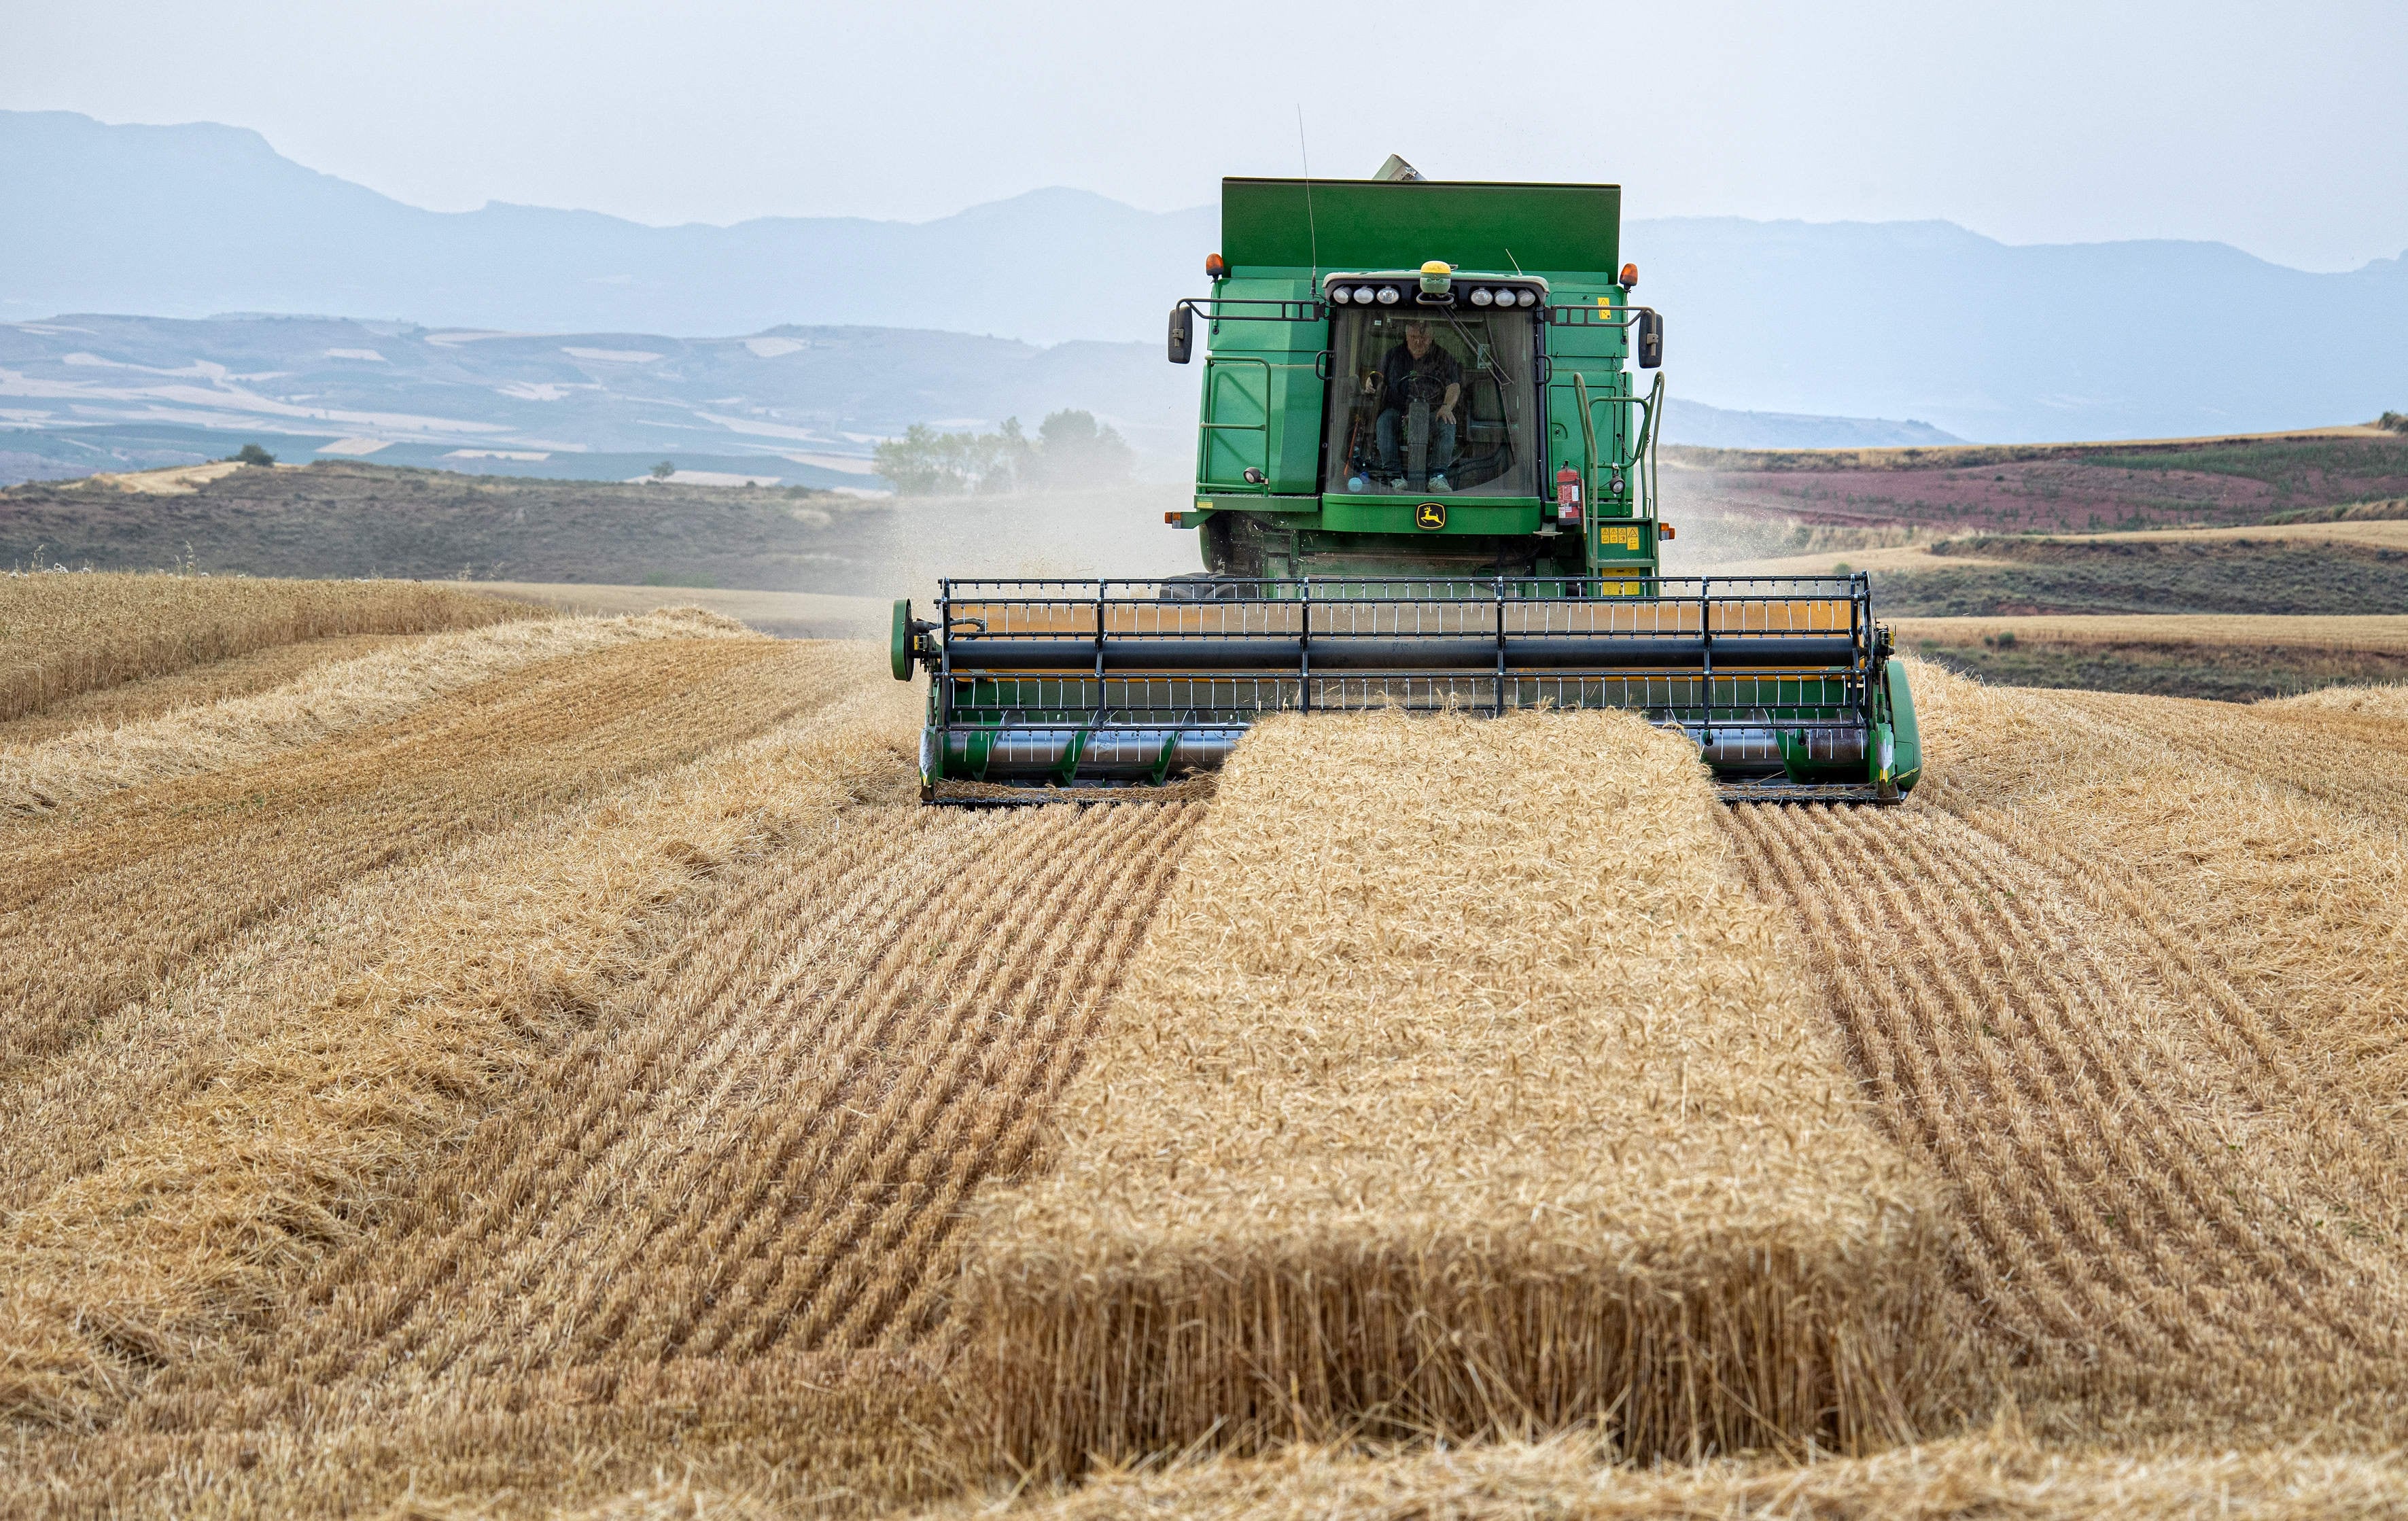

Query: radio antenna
left=1297, top=106, right=1319, bottom=286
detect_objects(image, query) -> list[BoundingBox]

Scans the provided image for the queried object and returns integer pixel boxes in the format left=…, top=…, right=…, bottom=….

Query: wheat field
left=0, top=572, right=536, bottom=722
left=6, top=578, right=2408, bottom=1517
left=962, top=708, right=1960, bottom=1472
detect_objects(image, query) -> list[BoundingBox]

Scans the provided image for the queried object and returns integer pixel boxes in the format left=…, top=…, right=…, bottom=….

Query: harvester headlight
left=1330, top=285, right=1351, bottom=304
left=1514, top=288, right=1535, bottom=307
left=1469, top=287, right=1493, bottom=307
left=1375, top=285, right=1399, bottom=305
left=1354, top=285, right=1376, bottom=304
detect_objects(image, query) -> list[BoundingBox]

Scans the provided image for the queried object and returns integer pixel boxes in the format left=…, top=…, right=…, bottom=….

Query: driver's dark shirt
left=1376, top=339, right=1463, bottom=413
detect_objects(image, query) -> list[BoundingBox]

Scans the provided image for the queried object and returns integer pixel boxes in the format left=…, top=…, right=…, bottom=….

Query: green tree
left=873, top=411, right=1134, bottom=497
left=650, top=460, right=676, bottom=480
left=874, top=420, right=1034, bottom=496
left=232, top=442, right=276, bottom=466
left=1031, top=409, right=1135, bottom=488
left=2381, top=411, right=2407, bottom=434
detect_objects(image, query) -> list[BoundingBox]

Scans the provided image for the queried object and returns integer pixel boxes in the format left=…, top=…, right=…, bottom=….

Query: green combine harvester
left=892, top=158, right=1920, bottom=804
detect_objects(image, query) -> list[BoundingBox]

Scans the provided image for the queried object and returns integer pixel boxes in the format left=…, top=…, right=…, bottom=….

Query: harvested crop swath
left=1721, top=662, right=2408, bottom=1434
left=0, top=573, right=532, bottom=722
left=964, top=708, right=1961, bottom=1473
left=1, top=608, right=752, bottom=816
left=0, top=634, right=854, bottom=1086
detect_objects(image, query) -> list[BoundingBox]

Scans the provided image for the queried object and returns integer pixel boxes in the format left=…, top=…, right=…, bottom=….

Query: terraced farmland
left=6, top=574, right=2408, bottom=1517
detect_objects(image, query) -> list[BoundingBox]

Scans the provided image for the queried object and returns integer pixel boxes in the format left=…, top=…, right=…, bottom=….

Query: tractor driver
left=1369, top=319, right=1463, bottom=491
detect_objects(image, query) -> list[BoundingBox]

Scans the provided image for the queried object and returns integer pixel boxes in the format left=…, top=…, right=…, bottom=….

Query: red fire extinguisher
left=1555, top=465, right=1582, bottom=525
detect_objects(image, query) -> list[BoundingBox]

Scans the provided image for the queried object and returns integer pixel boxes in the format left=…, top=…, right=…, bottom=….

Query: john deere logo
left=1414, top=502, right=1447, bottom=531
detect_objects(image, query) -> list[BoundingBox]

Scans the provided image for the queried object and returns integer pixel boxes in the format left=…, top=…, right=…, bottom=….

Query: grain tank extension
left=892, top=164, right=1920, bottom=803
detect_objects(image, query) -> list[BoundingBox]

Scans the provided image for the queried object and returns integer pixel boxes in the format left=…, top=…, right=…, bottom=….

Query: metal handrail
left=1194, top=355, right=1275, bottom=493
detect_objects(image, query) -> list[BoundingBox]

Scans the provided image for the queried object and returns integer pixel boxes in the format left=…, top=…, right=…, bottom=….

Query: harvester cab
left=892, top=168, right=1921, bottom=805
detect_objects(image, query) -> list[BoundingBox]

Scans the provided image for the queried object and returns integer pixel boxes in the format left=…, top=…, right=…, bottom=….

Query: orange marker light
left=1204, top=253, right=1228, bottom=279
left=1620, top=262, right=1639, bottom=288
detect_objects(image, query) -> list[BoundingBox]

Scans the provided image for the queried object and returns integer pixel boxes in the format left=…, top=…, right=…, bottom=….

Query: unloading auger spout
left=890, top=163, right=1921, bottom=805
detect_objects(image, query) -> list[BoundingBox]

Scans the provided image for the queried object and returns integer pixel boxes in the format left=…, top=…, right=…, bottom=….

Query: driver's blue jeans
left=1376, top=410, right=1454, bottom=476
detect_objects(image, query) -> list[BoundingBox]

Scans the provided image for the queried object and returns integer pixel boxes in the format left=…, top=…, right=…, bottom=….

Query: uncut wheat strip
left=0, top=641, right=836, bottom=1085
left=966, top=710, right=1958, bottom=1469
left=345, top=803, right=1040, bottom=1380
left=5, top=663, right=917, bottom=1427
left=0, top=574, right=533, bottom=722
left=782, top=804, right=1207, bottom=1353
left=873, top=805, right=1211, bottom=1353
left=0, top=609, right=746, bottom=818
left=1735, top=805, right=2118, bottom=1363
left=1824, top=805, right=2358, bottom=1364
left=1720, top=807, right=2076, bottom=1361
left=599, top=803, right=1149, bottom=1365
left=2265, top=680, right=2408, bottom=722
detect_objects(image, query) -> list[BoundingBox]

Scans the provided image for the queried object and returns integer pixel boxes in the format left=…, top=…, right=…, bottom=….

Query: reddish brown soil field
left=1669, top=432, right=2408, bottom=535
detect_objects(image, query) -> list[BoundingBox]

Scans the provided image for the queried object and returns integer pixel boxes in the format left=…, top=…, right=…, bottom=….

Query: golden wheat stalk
left=961, top=707, right=1962, bottom=1471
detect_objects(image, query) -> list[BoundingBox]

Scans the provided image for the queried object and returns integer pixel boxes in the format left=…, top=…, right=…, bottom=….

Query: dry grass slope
left=0, top=572, right=534, bottom=721
left=964, top=708, right=1962, bottom=1474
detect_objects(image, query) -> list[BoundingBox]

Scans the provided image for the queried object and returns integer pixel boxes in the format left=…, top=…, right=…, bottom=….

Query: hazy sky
left=9, top=0, right=2406, bottom=271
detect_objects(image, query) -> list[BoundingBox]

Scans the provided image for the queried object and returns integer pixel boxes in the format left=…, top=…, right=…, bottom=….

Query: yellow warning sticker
left=1597, top=525, right=1642, bottom=552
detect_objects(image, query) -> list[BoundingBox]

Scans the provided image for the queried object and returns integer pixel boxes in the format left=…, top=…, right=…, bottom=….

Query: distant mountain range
left=0, top=313, right=1959, bottom=488
left=5, top=110, right=2401, bottom=455
left=0, top=313, right=1196, bottom=486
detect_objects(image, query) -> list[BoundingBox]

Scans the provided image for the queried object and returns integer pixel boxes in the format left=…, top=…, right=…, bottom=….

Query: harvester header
left=894, top=161, right=1920, bottom=804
